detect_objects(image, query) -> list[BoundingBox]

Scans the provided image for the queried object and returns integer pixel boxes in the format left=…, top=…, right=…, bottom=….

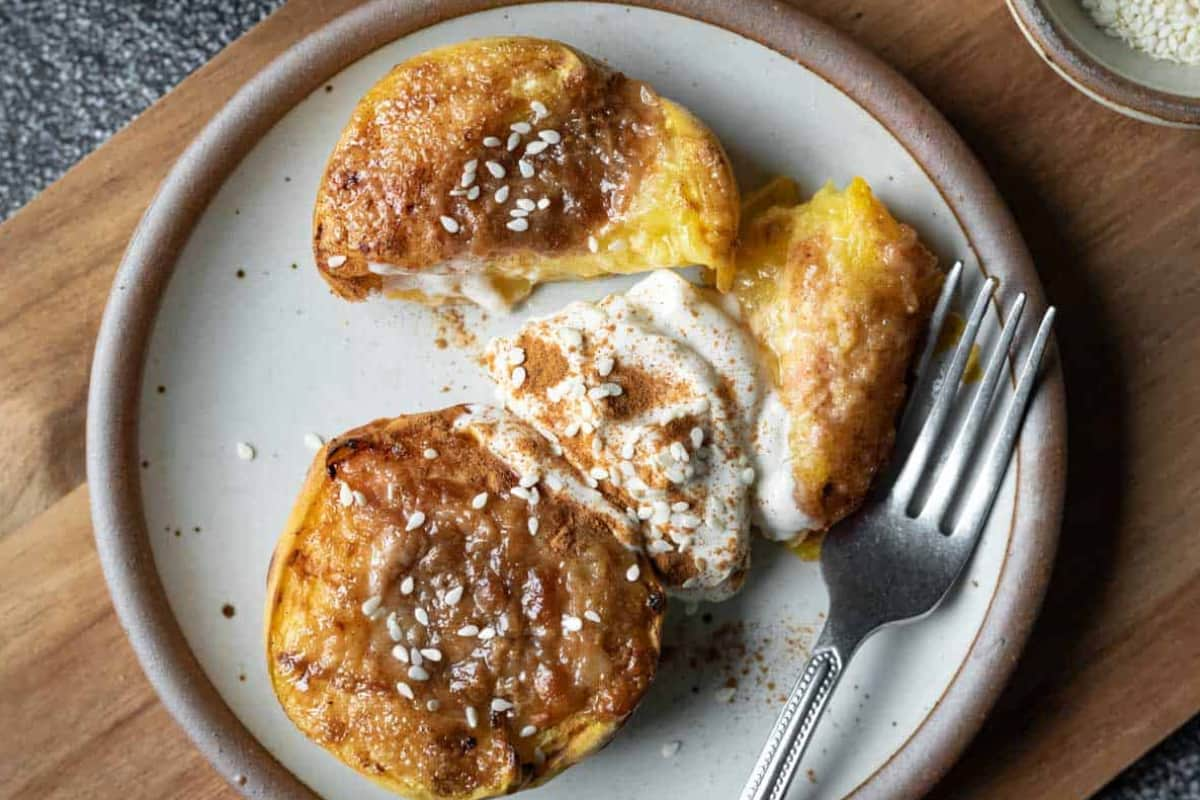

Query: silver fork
left=738, top=262, right=1056, bottom=800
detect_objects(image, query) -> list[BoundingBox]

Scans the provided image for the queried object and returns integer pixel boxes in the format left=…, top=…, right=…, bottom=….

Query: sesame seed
left=400, top=576, right=414, bottom=596
left=516, top=198, right=536, bottom=211
left=626, top=564, right=641, bottom=582
left=478, top=626, right=496, bottom=640
left=463, top=159, right=478, bottom=173
left=563, top=421, right=581, bottom=437
left=621, top=443, right=636, bottom=460
left=409, top=647, right=423, bottom=666
left=361, top=594, right=383, bottom=616
left=511, top=486, right=530, bottom=501
left=580, top=421, right=595, bottom=435
left=527, top=486, right=539, bottom=505
left=439, top=216, right=460, bottom=234
left=406, top=511, right=426, bottom=531
left=672, top=501, right=691, bottom=512
left=562, top=614, right=583, bottom=632
left=408, top=665, right=430, bottom=682
left=460, top=171, right=476, bottom=188
left=506, top=132, right=521, bottom=151
left=509, top=347, right=527, bottom=366
left=641, top=85, right=655, bottom=105
left=666, top=466, right=686, bottom=484
left=467, top=185, right=480, bottom=200
left=714, top=687, right=736, bottom=703
left=466, top=706, right=479, bottom=728
left=426, top=699, right=440, bottom=711
left=495, top=185, right=510, bottom=202
left=596, top=355, right=615, bottom=377
left=546, top=474, right=564, bottom=491
left=491, top=698, right=514, bottom=712
left=510, top=121, right=532, bottom=134
left=560, top=327, right=583, bottom=347
left=485, top=160, right=506, bottom=178
left=507, top=218, right=530, bottom=232
left=471, top=492, right=488, bottom=509
left=510, top=208, right=529, bottom=218
left=538, top=129, right=561, bottom=144
left=662, top=740, right=682, bottom=758
left=423, top=448, right=438, bottom=460
left=352, top=490, right=367, bottom=507
left=386, top=484, right=396, bottom=503
left=520, top=724, right=538, bottom=738
left=449, top=188, right=466, bottom=196
left=608, top=239, right=626, bottom=252
left=524, top=140, right=549, bottom=156
left=637, top=506, right=653, bottom=520
left=518, top=160, right=535, bottom=178
left=690, top=427, right=704, bottom=448
left=387, top=613, right=404, bottom=641
left=670, top=442, right=687, bottom=461
left=537, top=197, right=551, bottom=210
left=587, top=386, right=607, bottom=401
left=511, top=366, right=527, bottom=386
left=328, top=254, right=349, bottom=270
left=483, top=136, right=502, bottom=147
left=304, top=432, right=324, bottom=450
left=444, top=586, right=464, bottom=606
left=589, top=467, right=609, bottom=481
left=396, top=681, right=415, bottom=700
left=591, top=437, right=602, bottom=457
left=652, top=502, right=671, bottom=525
left=678, top=514, right=702, bottom=529
left=519, top=472, right=539, bottom=488
left=420, top=648, right=443, bottom=662
left=602, top=382, right=623, bottom=396
left=587, top=235, right=599, bottom=253
left=338, top=482, right=354, bottom=506
left=531, top=100, right=548, bottom=117
left=236, top=442, right=255, bottom=461
left=414, top=607, right=430, bottom=626
left=457, top=625, right=480, bottom=637
left=528, top=517, right=539, bottom=535
left=584, top=610, right=602, bottom=624
left=740, top=467, right=756, bottom=485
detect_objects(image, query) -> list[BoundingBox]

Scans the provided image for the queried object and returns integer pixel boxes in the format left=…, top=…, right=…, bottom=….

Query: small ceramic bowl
left=1007, top=0, right=1200, bottom=128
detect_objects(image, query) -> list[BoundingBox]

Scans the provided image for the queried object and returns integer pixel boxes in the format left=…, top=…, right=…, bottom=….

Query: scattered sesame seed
left=510, top=121, right=532, bottom=134
left=587, top=235, right=599, bottom=253
left=401, top=576, right=415, bottom=595
left=589, top=467, right=609, bottom=481
left=602, top=382, right=623, bottom=396
left=463, top=159, right=478, bottom=173
left=531, top=100, right=548, bottom=117
left=520, top=724, right=538, bottom=738
left=327, top=255, right=347, bottom=269
left=467, top=185, right=480, bottom=200
left=537, top=197, right=551, bottom=210
left=387, top=614, right=404, bottom=641
left=524, top=140, right=549, bottom=156
left=421, top=648, right=443, bottom=662
left=352, top=490, right=367, bottom=507
left=637, top=506, right=653, bottom=520
left=510, top=208, right=530, bottom=218
left=511, top=486, right=531, bottom=501
left=580, top=421, right=595, bottom=435
left=236, top=442, right=255, bottom=461
left=304, top=432, right=324, bottom=450
left=596, top=355, right=615, bottom=377
left=483, top=136, right=502, bottom=147
left=516, top=198, right=536, bottom=211
left=509, top=347, right=527, bottom=366
left=338, top=482, right=354, bottom=507
left=361, top=594, right=383, bottom=616
left=562, top=614, right=583, bottom=632
left=740, top=467, right=756, bottom=485
left=426, top=699, right=440, bottom=711
left=678, top=514, right=702, bottom=529
left=439, top=216, right=460, bottom=233
left=414, top=607, right=430, bottom=627
left=584, top=610, right=602, bottom=624
left=408, top=665, right=430, bottom=682
left=396, top=681, right=415, bottom=700
left=478, top=626, right=497, bottom=640
left=491, top=698, right=514, bottom=712
left=511, top=366, right=527, bottom=386
left=661, top=740, right=682, bottom=758
left=528, top=517, right=539, bottom=535
left=626, top=564, right=641, bottom=582
left=546, top=474, right=564, bottom=491
left=460, top=171, right=476, bottom=188
left=672, top=501, right=691, bottom=513
left=621, top=444, right=636, bottom=461
left=690, top=427, right=705, bottom=448
left=506, top=132, right=521, bottom=151
left=471, top=492, right=488, bottom=510
left=495, top=185, right=510, bottom=202
left=457, top=625, right=480, bottom=637
left=520, top=472, right=539, bottom=488
left=449, top=188, right=466, bottom=196
left=507, top=218, right=530, bottom=232
left=538, top=129, right=561, bottom=144
left=485, top=160, right=506, bottom=178
left=518, top=160, right=535, bottom=178
left=670, top=442, right=688, bottom=461
left=466, top=706, right=479, bottom=728
left=423, top=448, right=438, bottom=460
left=666, top=466, right=686, bottom=484
left=563, top=421, right=581, bottom=437
left=591, top=437, right=603, bottom=457
left=406, top=511, right=426, bottom=531
left=409, top=647, right=423, bottom=666
left=714, top=687, right=736, bottom=703
left=444, top=586, right=464, bottom=606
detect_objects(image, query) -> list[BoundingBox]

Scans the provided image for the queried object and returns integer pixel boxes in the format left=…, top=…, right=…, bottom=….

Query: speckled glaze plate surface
left=87, top=2, right=1066, bottom=799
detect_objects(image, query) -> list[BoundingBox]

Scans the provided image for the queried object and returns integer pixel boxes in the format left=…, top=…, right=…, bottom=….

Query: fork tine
left=953, top=307, right=1056, bottom=540
left=891, top=276, right=996, bottom=512
left=920, top=293, right=1027, bottom=529
left=895, top=262, right=964, bottom=438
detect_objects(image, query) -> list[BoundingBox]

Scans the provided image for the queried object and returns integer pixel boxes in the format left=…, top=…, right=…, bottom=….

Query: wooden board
left=1, top=1, right=1197, bottom=797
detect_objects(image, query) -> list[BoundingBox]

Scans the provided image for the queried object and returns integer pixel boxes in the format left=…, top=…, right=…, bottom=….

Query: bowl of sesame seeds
left=1007, top=0, right=1200, bottom=127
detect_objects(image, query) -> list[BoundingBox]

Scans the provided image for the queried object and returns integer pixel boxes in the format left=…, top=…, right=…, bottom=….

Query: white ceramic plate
left=89, top=3, right=1066, bottom=799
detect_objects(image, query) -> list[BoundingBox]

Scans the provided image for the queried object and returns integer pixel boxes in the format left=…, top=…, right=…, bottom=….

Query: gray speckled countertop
left=1, top=1, right=1197, bottom=797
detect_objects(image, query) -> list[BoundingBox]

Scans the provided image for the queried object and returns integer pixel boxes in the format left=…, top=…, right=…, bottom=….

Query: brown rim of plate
left=85, top=1, right=1067, bottom=798
left=1006, top=0, right=1200, bottom=128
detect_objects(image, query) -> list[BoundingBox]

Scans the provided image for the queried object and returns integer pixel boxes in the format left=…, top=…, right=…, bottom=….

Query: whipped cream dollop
left=486, top=270, right=814, bottom=601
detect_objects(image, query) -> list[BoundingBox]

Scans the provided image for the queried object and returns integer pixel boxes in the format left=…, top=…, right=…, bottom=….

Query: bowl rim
left=85, top=1, right=1068, bottom=798
left=1006, top=0, right=1200, bottom=128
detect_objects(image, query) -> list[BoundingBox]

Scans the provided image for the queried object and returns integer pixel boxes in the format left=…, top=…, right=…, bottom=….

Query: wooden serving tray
left=1, top=1, right=1198, bottom=798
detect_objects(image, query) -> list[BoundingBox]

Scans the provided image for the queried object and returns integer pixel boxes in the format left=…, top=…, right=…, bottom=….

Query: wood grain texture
left=0, top=1, right=1197, bottom=799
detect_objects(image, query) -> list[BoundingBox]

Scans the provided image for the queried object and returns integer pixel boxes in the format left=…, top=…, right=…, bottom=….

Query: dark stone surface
left=0, top=2, right=1196, bottom=798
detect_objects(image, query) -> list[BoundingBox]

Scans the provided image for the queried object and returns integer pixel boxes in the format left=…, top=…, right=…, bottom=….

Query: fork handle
left=738, top=644, right=846, bottom=800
